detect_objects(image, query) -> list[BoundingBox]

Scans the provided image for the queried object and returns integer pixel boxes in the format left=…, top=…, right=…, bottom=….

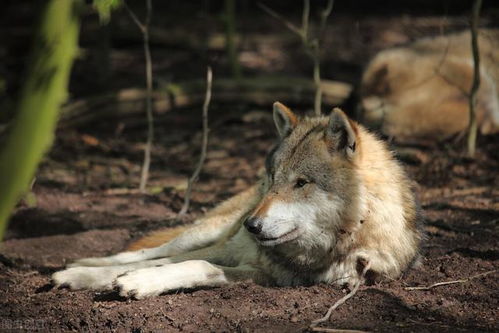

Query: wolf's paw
left=113, top=268, right=166, bottom=299
left=52, top=267, right=115, bottom=290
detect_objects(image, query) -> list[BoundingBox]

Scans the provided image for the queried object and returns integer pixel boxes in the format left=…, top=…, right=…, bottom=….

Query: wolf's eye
left=294, top=178, right=308, bottom=188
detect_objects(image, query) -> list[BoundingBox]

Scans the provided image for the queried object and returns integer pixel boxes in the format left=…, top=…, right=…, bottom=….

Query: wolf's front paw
left=52, top=267, right=116, bottom=290
left=114, top=268, right=166, bottom=299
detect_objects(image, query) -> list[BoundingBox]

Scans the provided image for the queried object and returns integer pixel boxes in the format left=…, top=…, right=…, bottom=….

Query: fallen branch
left=60, top=77, right=352, bottom=127
left=179, top=67, right=213, bottom=215
left=310, top=262, right=370, bottom=330
left=404, top=269, right=497, bottom=291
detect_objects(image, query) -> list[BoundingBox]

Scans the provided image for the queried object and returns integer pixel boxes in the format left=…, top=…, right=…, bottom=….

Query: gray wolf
left=52, top=102, right=423, bottom=299
left=360, top=29, right=499, bottom=141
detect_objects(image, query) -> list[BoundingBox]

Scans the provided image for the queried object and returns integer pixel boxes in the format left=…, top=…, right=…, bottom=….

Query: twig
left=259, top=1, right=334, bottom=116
left=179, top=67, right=213, bottom=215
left=301, top=0, right=310, bottom=43
left=310, top=262, right=370, bottom=330
left=404, top=269, right=497, bottom=291
left=310, top=328, right=370, bottom=333
left=312, top=0, right=333, bottom=116
left=257, top=2, right=303, bottom=37
left=311, top=45, right=322, bottom=117
left=123, top=3, right=145, bottom=33
left=319, top=0, right=334, bottom=41
left=125, top=0, right=154, bottom=193
left=467, top=0, right=482, bottom=157
left=140, top=0, right=154, bottom=193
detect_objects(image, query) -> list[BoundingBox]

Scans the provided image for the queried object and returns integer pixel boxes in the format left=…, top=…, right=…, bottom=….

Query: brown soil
left=1, top=6, right=498, bottom=333
left=1, top=109, right=498, bottom=332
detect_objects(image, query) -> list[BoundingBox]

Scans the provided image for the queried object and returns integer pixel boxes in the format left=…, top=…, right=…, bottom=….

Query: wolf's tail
left=126, top=225, right=189, bottom=251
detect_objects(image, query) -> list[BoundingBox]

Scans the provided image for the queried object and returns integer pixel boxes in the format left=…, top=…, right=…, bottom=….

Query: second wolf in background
left=360, top=29, right=499, bottom=141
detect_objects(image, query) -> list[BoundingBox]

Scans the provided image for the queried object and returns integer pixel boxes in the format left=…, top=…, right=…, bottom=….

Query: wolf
left=52, top=102, right=423, bottom=299
left=360, top=29, right=499, bottom=141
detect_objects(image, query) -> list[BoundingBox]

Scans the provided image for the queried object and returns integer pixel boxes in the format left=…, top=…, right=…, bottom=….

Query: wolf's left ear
left=327, top=108, right=358, bottom=158
left=273, top=102, right=298, bottom=138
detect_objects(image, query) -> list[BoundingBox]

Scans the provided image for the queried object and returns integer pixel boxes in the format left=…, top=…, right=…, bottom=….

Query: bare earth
left=1, top=108, right=498, bottom=332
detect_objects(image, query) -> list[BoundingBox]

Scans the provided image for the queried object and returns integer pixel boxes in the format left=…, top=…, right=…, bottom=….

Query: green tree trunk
left=0, top=0, right=81, bottom=241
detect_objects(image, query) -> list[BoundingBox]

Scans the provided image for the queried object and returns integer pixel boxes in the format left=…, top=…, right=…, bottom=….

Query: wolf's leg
left=114, top=260, right=268, bottom=299
left=54, top=230, right=262, bottom=294
left=68, top=219, right=231, bottom=268
left=52, top=258, right=172, bottom=290
left=114, top=229, right=265, bottom=298
left=53, top=244, right=231, bottom=290
left=69, top=185, right=260, bottom=268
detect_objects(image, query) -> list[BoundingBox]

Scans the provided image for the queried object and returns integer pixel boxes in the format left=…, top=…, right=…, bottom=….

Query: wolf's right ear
left=273, top=102, right=298, bottom=138
left=327, top=108, right=358, bottom=159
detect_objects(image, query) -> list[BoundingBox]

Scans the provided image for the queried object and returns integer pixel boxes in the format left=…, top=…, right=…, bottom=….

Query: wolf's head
left=244, top=102, right=364, bottom=268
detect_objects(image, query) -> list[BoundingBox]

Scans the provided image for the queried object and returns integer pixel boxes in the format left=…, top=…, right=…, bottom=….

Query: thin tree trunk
left=467, top=0, right=482, bottom=157
left=0, top=0, right=80, bottom=241
left=139, top=0, right=154, bottom=192
left=313, top=49, right=322, bottom=116
left=125, top=0, right=155, bottom=192
left=179, top=67, right=213, bottom=215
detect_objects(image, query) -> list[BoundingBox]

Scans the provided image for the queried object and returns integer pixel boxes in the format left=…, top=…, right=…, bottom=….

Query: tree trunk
left=0, top=0, right=81, bottom=240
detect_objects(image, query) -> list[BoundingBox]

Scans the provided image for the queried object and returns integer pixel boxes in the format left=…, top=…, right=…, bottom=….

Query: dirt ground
left=1, top=5, right=499, bottom=333
left=1, top=108, right=498, bottom=332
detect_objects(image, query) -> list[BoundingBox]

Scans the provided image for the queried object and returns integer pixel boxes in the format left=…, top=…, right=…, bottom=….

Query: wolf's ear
left=273, top=102, right=298, bottom=138
left=327, top=108, right=358, bottom=158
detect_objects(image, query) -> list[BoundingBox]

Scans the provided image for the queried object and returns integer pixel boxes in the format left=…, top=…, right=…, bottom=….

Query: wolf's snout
left=244, top=216, right=263, bottom=234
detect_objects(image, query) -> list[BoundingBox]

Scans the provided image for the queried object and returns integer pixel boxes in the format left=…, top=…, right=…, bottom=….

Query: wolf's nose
left=244, top=217, right=262, bottom=234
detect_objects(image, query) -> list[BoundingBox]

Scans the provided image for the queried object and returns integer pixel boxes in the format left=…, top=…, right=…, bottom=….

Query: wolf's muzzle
left=244, top=216, right=263, bottom=234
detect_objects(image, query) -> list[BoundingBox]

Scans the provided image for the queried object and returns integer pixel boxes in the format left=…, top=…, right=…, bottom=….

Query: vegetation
left=0, top=0, right=81, bottom=241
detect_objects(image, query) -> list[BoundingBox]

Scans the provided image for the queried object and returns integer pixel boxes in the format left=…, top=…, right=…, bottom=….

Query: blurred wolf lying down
left=53, top=103, right=423, bottom=299
left=361, top=29, right=499, bottom=141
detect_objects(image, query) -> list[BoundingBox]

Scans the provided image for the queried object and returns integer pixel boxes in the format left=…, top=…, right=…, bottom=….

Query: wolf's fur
left=52, top=103, right=423, bottom=299
left=360, top=29, right=499, bottom=141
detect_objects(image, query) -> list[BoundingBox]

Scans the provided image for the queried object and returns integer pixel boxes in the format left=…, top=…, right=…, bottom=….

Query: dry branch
left=310, top=328, right=370, bottom=333
left=60, top=77, right=352, bottom=126
left=257, top=3, right=302, bottom=36
left=404, top=269, right=497, bottom=291
left=310, top=262, right=370, bottom=330
left=179, top=67, right=213, bottom=215
left=259, top=0, right=334, bottom=116
left=124, top=0, right=154, bottom=193
left=467, top=0, right=482, bottom=157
